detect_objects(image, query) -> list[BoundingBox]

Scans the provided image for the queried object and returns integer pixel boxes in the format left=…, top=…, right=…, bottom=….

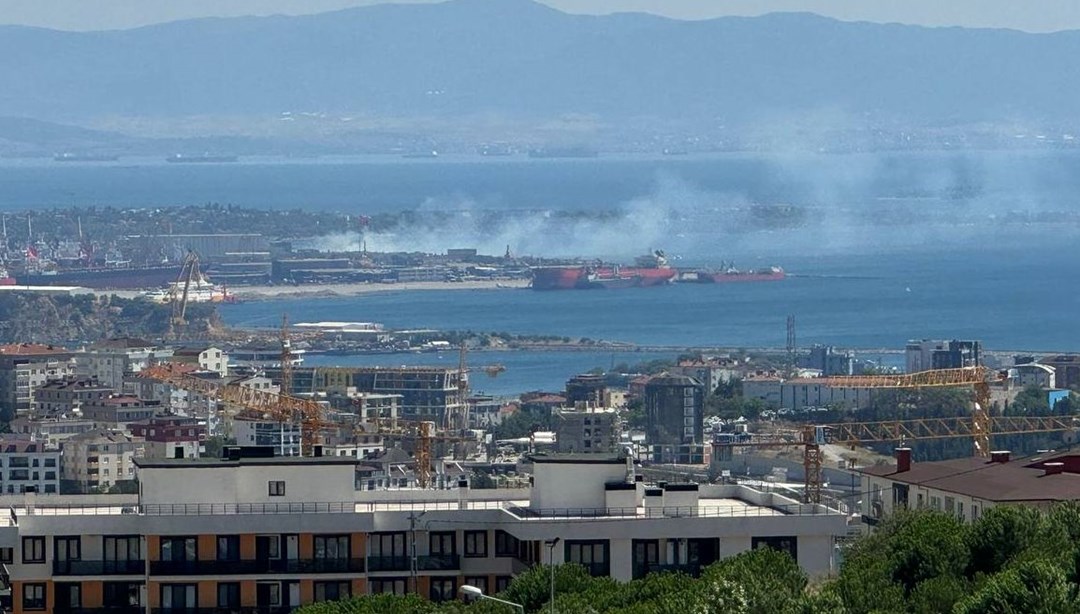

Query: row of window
left=19, top=530, right=524, bottom=563
left=21, top=580, right=354, bottom=611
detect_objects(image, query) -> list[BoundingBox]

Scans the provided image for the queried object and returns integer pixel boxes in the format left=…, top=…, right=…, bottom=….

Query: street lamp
left=460, top=585, right=525, bottom=614
left=545, top=538, right=561, bottom=614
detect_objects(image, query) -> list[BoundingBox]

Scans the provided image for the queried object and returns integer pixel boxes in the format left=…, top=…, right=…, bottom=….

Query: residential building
left=466, top=395, right=502, bottom=429
left=1011, top=363, right=1056, bottom=389
left=0, top=436, right=60, bottom=494
left=670, top=359, right=739, bottom=393
left=172, top=346, right=229, bottom=378
left=1039, top=355, right=1080, bottom=389
left=233, top=413, right=302, bottom=456
left=799, top=345, right=854, bottom=377
left=60, top=430, right=142, bottom=492
left=76, top=337, right=173, bottom=389
left=644, top=375, right=705, bottom=464
left=905, top=339, right=981, bottom=373
left=555, top=405, right=620, bottom=454
left=8, top=416, right=96, bottom=446
left=81, top=395, right=165, bottom=429
left=0, top=344, right=77, bottom=420
left=128, top=416, right=207, bottom=460
left=0, top=450, right=846, bottom=613
left=565, top=374, right=607, bottom=405
left=860, top=448, right=1080, bottom=525
left=305, top=366, right=466, bottom=423
left=741, top=374, right=783, bottom=406
left=780, top=378, right=876, bottom=411
left=31, top=377, right=114, bottom=417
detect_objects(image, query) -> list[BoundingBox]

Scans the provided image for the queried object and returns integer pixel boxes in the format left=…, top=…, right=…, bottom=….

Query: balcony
left=150, top=558, right=366, bottom=575
left=57, top=608, right=144, bottom=614
left=53, top=559, right=146, bottom=575
left=365, top=554, right=460, bottom=572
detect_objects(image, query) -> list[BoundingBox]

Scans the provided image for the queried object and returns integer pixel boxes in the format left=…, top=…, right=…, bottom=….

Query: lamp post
left=408, top=511, right=427, bottom=595
left=461, top=585, right=525, bottom=614
left=545, top=537, right=561, bottom=614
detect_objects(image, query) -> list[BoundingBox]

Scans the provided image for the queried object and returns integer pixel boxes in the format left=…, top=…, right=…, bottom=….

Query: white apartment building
left=0, top=449, right=847, bottom=613
left=1011, top=363, right=1056, bottom=389
left=233, top=415, right=303, bottom=456
left=172, top=346, right=229, bottom=378
left=0, top=437, right=60, bottom=494
left=59, top=430, right=143, bottom=492
left=780, top=378, right=876, bottom=411
left=76, top=337, right=174, bottom=389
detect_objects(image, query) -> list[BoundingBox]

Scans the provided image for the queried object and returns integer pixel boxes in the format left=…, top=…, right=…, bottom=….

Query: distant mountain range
left=1, top=0, right=1078, bottom=134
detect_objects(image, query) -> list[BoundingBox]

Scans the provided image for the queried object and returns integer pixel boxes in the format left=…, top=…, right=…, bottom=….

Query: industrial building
left=0, top=450, right=847, bottom=613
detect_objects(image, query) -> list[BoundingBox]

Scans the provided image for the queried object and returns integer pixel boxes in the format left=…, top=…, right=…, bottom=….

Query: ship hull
left=17, top=266, right=185, bottom=290
left=700, top=271, right=786, bottom=283
left=531, top=266, right=675, bottom=290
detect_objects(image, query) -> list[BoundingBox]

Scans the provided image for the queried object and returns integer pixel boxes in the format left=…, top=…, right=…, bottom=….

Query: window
left=160, top=584, right=197, bottom=609
left=257, top=582, right=282, bottom=606
left=104, top=536, right=140, bottom=561
left=104, top=582, right=141, bottom=608
left=314, top=535, right=349, bottom=559
left=22, top=536, right=45, bottom=563
left=494, top=530, right=519, bottom=557
left=268, top=480, right=286, bottom=496
left=495, top=576, right=513, bottom=593
left=57, top=583, right=81, bottom=609
left=0, top=547, right=12, bottom=564
left=217, top=536, right=240, bottom=561
left=315, top=581, right=351, bottom=602
left=430, top=578, right=456, bottom=603
left=55, top=536, right=81, bottom=562
left=464, top=531, right=488, bottom=558
left=217, top=583, right=241, bottom=609
left=371, top=532, right=406, bottom=557
left=429, top=531, right=455, bottom=556
left=22, top=583, right=46, bottom=610
left=370, top=578, right=407, bottom=595
left=751, top=536, right=798, bottom=560
left=161, top=537, right=197, bottom=562
left=566, top=540, right=610, bottom=576
left=632, top=540, right=660, bottom=579
left=464, top=576, right=488, bottom=595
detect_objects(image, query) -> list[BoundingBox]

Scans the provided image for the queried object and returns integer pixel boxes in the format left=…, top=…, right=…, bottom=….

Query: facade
left=9, top=416, right=96, bottom=446
left=81, top=395, right=165, bottom=429
left=0, top=437, right=60, bottom=494
left=905, top=339, right=981, bottom=373
left=565, top=374, right=607, bottom=405
left=554, top=406, right=620, bottom=454
left=799, top=345, right=854, bottom=377
left=1012, top=363, right=1056, bottom=389
left=31, top=377, right=114, bottom=417
left=233, top=415, right=303, bottom=456
left=780, top=379, right=876, bottom=411
left=860, top=448, right=1080, bottom=525
left=60, top=430, right=143, bottom=492
left=1039, top=355, right=1080, bottom=389
left=305, top=366, right=465, bottom=423
left=0, top=450, right=846, bottom=614
left=172, top=347, right=229, bottom=378
left=670, top=360, right=739, bottom=393
left=128, top=416, right=207, bottom=460
left=741, top=375, right=783, bottom=406
left=0, top=344, right=77, bottom=420
left=76, top=337, right=173, bottom=389
left=644, top=375, right=705, bottom=464
left=465, top=395, right=503, bottom=429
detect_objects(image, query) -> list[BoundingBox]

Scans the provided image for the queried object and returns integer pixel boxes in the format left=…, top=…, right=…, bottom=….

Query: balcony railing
left=53, top=559, right=146, bottom=575
left=150, top=558, right=366, bottom=575
left=56, top=608, right=144, bottom=614
left=365, top=554, right=461, bottom=572
left=366, top=555, right=411, bottom=572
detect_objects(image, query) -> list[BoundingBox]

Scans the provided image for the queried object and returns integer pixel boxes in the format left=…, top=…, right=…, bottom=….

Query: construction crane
left=717, top=367, right=1080, bottom=504
left=280, top=314, right=293, bottom=396
left=169, top=252, right=201, bottom=331
left=142, top=362, right=328, bottom=455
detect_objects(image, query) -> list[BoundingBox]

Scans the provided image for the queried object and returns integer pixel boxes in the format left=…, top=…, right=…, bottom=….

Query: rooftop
left=0, top=343, right=70, bottom=356
left=134, top=456, right=360, bottom=469
left=860, top=451, right=1080, bottom=502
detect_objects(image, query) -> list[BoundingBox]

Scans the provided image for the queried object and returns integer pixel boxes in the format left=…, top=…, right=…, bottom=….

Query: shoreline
left=100, top=278, right=531, bottom=301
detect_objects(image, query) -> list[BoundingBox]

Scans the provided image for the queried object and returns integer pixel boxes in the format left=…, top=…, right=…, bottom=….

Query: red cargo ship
left=530, top=251, right=676, bottom=290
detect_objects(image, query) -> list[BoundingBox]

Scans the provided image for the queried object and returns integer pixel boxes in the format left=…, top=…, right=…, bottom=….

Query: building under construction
left=267, top=366, right=466, bottom=425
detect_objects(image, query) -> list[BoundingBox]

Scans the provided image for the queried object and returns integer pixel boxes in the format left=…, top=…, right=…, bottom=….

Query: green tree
left=965, top=505, right=1045, bottom=576
left=954, top=560, right=1080, bottom=614
left=699, top=547, right=807, bottom=614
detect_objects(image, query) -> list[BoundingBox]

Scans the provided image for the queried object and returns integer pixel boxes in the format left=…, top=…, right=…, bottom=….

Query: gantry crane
left=142, top=362, right=329, bottom=454
left=169, top=252, right=201, bottom=331
left=718, top=367, right=1080, bottom=504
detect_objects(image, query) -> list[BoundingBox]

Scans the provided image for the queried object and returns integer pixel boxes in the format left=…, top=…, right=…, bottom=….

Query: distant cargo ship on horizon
left=530, top=252, right=786, bottom=290
left=54, top=153, right=120, bottom=162
left=166, top=154, right=239, bottom=163
left=528, top=146, right=598, bottom=159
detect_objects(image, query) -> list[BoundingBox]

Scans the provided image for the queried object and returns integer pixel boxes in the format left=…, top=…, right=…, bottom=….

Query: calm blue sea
left=4, top=152, right=1079, bottom=393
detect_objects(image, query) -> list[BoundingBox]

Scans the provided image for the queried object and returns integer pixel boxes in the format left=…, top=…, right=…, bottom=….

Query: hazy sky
left=3, top=0, right=1080, bottom=32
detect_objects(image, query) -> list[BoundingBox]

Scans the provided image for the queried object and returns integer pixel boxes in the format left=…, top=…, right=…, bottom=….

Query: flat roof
left=529, top=453, right=626, bottom=465
left=135, top=456, right=359, bottom=469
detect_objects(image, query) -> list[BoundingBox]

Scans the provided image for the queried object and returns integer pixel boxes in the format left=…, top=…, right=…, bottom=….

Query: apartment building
left=172, top=347, right=229, bottom=378
left=0, top=437, right=60, bottom=494
left=31, top=377, right=115, bottom=418
left=304, top=366, right=465, bottom=423
left=8, top=416, right=96, bottom=447
left=0, top=450, right=846, bottom=613
left=859, top=448, right=1080, bottom=525
left=59, top=430, right=143, bottom=493
left=233, top=414, right=302, bottom=456
left=128, top=416, right=207, bottom=460
left=76, top=337, right=173, bottom=389
left=554, top=405, right=620, bottom=454
left=81, top=396, right=165, bottom=429
left=0, top=344, right=77, bottom=420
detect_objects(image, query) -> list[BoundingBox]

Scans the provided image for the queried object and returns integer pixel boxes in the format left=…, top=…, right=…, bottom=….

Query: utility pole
left=546, top=537, right=561, bottom=614
left=409, top=511, right=427, bottom=595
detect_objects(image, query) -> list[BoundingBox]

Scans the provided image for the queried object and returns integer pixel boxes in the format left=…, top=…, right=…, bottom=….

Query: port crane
left=716, top=367, right=1080, bottom=504
left=169, top=252, right=201, bottom=330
